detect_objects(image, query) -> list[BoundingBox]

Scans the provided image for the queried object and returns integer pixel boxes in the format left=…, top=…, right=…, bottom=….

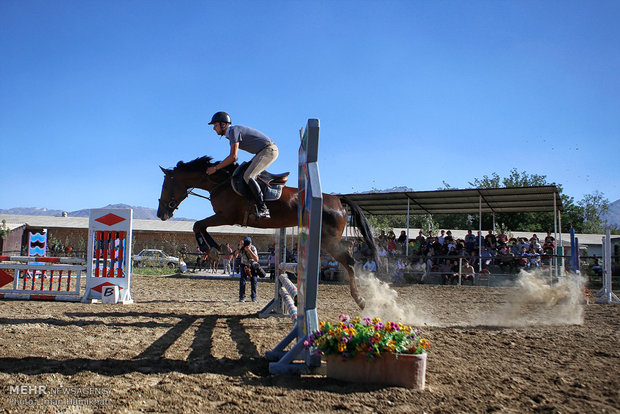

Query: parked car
left=132, top=249, right=180, bottom=268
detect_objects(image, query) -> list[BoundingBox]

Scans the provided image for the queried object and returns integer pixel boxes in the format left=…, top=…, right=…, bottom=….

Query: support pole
left=406, top=198, right=410, bottom=256
left=478, top=195, right=482, bottom=273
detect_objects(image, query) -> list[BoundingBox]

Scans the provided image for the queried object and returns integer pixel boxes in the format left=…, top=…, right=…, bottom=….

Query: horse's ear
left=160, top=166, right=171, bottom=174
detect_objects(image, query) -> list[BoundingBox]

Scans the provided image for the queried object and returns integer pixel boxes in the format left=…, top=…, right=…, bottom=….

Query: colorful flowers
left=304, top=314, right=430, bottom=361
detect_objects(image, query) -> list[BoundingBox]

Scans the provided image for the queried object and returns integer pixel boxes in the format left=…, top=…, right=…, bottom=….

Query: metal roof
left=339, top=186, right=563, bottom=216
left=0, top=214, right=290, bottom=235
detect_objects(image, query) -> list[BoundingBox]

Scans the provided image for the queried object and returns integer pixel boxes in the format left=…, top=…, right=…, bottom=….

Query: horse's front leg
left=193, top=214, right=230, bottom=253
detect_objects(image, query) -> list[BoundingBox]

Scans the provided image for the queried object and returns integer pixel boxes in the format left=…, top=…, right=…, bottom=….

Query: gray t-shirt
left=240, top=244, right=258, bottom=266
left=226, top=125, right=273, bottom=154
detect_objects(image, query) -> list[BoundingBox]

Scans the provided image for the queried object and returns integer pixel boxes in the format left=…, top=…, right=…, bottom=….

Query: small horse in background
left=206, top=246, right=219, bottom=273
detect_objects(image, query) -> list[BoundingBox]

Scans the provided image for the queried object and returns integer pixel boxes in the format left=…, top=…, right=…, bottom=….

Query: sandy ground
left=0, top=272, right=618, bottom=413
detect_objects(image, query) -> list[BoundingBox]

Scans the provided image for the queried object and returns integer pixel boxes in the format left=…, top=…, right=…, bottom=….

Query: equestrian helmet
left=208, top=111, right=231, bottom=125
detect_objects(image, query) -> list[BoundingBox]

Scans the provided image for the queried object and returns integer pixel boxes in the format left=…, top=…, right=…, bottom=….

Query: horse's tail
left=340, top=197, right=379, bottom=263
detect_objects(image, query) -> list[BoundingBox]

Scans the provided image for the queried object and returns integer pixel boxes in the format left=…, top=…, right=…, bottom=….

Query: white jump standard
left=0, top=208, right=134, bottom=304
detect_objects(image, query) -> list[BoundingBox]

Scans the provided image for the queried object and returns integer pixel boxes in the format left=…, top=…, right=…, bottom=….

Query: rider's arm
left=207, top=142, right=239, bottom=175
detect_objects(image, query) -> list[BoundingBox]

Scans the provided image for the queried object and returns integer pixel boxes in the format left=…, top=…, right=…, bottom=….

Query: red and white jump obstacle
left=259, top=233, right=299, bottom=322
left=0, top=208, right=133, bottom=303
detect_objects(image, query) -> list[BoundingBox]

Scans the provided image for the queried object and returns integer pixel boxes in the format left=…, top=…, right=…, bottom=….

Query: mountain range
left=0, top=204, right=193, bottom=221
left=2, top=198, right=620, bottom=228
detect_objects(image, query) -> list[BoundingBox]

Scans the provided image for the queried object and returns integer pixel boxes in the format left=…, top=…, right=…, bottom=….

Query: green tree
left=577, top=191, right=609, bottom=233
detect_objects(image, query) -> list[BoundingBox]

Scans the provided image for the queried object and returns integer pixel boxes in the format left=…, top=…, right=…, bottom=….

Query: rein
left=187, top=170, right=231, bottom=201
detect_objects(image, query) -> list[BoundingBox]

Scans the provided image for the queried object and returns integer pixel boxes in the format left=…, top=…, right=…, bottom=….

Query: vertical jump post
left=265, top=118, right=322, bottom=374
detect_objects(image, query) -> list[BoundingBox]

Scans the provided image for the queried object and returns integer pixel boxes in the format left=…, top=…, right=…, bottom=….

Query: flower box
left=327, top=352, right=427, bottom=389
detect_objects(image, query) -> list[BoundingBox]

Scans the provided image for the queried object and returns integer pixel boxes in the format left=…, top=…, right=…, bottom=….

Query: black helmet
left=208, top=111, right=231, bottom=125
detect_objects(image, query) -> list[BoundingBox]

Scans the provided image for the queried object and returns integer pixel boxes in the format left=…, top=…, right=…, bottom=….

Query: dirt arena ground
left=0, top=272, right=618, bottom=413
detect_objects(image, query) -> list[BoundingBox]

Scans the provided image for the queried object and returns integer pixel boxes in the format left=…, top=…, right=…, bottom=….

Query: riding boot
left=247, top=178, right=270, bottom=219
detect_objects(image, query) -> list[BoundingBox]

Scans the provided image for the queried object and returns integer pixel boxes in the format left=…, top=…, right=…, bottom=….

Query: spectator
left=393, top=259, right=406, bottom=284
left=464, top=230, right=476, bottom=254
left=235, top=236, right=259, bottom=302
left=438, top=230, right=446, bottom=245
left=387, top=238, right=397, bottom=256
left=497, top=229, right=508, bottom=246
left=222, top=243, right=233, bottom=274
left=415, top=231, right=426, bottom=247
left=461, top=260, right=475, bottom=285
left=518, top=246, right=530, bottom=268
left=528, top=248, right=541, bottom=268
left=378, top=230, right=387, bottom=245
left=480, top=246, right=493, bottom=269
left=498, top=244, right=515, bottom=271
left=444, top=230, right=455, bottom=245
left=362, top=257, right=377, bottom=274
left=397, top=230, right=407, bottom=254
left=325, top=257, right=340, bottom=281
left=543, top=231, right=555, bottom=252
left=485, top=230, right=497, bottom=250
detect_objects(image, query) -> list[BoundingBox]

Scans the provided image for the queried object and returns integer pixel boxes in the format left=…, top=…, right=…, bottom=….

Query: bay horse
left=157, top=156, right=378, bottom=309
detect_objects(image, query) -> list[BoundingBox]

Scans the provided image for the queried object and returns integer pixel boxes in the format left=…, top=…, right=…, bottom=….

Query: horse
left=207, top=246, right=219, bottom=273
left=157, top=156, right=378, bottom=309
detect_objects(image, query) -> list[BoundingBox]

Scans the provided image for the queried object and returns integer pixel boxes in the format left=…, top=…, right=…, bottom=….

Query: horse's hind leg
left=328, top=241, right=365, bottom=310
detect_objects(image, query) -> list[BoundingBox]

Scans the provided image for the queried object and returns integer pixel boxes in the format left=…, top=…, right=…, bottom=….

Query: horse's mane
left=173, top=156, right=237, bottom=174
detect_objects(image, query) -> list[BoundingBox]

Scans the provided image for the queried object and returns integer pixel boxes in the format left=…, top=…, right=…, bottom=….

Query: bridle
left=159, top=169, right=232, bottom=213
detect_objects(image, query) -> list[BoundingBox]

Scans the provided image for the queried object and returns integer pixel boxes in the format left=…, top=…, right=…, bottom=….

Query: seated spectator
left=497, top=229, right=508, bottom=246
left=387, top=230, right=396, bottom=243
left=378, top=230, right=387, bottom=245
left=387, top=238, right=397, bottom=256
left=480, top=246, right=493, bottom=269
left=518, top=246, right=530, bottom=268
left=447, top=245, right=459, bottom=258
left=397, top=230, right=407, bottom=245
left=475, top=231, right=483, bottom=250
left=461, top=260, right=475, bottom=285
left=485, top=230, right=497, bottom=250
left=464, top=230, right=476, bottom=254
left=438, top=230, right=446, bottom=245
left=415, top=231, right=426, bottom=247
left=444, top=230, right=455, bottom=245
left=543, top=231, right=555, bottom=252
left=362, top=257, right=377, bottom=274
left=324, top=257, right=340, bottom=281
left=496, top=244, right=513, bottom=269
left=393, top=259, right=406, bottom=284
left=528, top=248, right=541, bottom=268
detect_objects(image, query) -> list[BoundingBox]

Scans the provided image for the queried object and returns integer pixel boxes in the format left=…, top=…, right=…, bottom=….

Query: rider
left=206, top=111, right=278, bottom=219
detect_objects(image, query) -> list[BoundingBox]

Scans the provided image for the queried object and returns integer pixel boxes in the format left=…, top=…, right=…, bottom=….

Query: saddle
left=231, top=162, right=289, bottom=202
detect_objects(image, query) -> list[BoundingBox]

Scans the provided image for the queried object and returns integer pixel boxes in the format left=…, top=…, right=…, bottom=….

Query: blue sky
left=1, top=1, right=619, bottom=220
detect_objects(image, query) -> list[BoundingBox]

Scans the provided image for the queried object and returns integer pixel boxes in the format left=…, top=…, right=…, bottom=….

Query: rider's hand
left=206, top=166, right=217, bottom=175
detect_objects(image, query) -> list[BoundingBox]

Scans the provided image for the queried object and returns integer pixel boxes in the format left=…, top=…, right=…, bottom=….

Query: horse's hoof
left=357, top=297, right=366, bottom=310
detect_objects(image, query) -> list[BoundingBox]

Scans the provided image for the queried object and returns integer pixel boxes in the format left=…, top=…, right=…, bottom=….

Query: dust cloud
left=481, top=269, right=586, bottom=327
left=356, top=268, right=585, bottom=328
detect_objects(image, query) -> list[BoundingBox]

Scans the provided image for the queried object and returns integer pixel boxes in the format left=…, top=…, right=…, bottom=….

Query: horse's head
left=157, top=166, right=189, bottom=221
left=157, top=156, right=232, bottom=220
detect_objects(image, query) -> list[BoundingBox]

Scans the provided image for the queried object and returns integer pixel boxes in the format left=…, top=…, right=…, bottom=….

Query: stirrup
left=255, top=206, right=271, bottom=219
